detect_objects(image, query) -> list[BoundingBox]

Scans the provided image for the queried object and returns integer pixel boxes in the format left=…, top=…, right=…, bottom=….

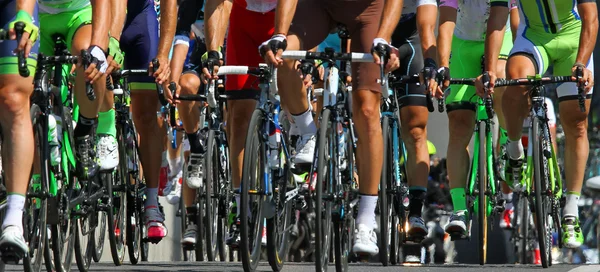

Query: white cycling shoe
left=352, top=224, right=379, bottom=256
left=97, top=134, right=119, bottom=170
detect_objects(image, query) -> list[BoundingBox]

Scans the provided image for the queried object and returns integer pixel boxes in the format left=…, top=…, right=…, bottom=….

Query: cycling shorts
left=391, top=16, right=426, bottom=108
left=510, top=23, right=594, bottom=102
left=39, top=5, right=91, bottom=55
left=445, top=30, right=512, bottom=112
left=289, top=0, right=383, bottom=93
left=121, top=6, right=159, bottom=90
left=225, top=3, right=274, bottom=97
left=0, top=0, right=39, bottom=75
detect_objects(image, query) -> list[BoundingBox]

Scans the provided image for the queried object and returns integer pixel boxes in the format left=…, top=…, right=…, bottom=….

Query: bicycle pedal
left=0, top=246, right=25, bottom=264
left=182, top=243, right=195, bottom=251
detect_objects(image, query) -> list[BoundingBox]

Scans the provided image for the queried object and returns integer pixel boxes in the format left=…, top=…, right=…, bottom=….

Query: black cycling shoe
left=75, top=134, right=99, bottom=180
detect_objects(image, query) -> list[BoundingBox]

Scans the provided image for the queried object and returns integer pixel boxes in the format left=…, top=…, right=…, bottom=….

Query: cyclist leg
left=280, top=0, right=333, bottom=166
left=391, top=17, right=429, bottom=238
left=67, top=6, right=108, bottom=179
left=444, top=37, right=480, bottom=235
left=502, top=24, right=550, bottom=190
left=552, top=27, right=594, bottom=248
left=121, top=7, right=168, bottom=241
left=337, top=0, right=384, bottom=255
left=0, top=1, right=39, bottom=255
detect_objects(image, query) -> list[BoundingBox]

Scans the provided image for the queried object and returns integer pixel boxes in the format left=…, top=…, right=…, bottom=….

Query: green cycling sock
left=97, top=109, right=116, bottom=137
left=499, top=127, right=508, bottom=146
left=450, top=188, right=467, bottom=212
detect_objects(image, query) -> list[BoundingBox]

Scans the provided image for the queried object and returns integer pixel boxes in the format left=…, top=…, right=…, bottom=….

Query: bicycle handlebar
left=108, top=59, right=169, bottom=106
left=449, top=75, right=576, bottom=87
left=281, top=50, right=374, bottom=62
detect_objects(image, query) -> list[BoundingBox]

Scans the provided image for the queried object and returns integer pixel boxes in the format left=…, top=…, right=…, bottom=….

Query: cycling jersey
left=400, top=0, right=437, bottom=23
left=0, top=0, right=40, bottom=75
left=510, top=0, right=594, bottom=100
left=38, top=3, right=91, bottom=55
left=121, top=0, right=159, bottom=90
left=38, top=0, right=89, bottom=14
left=443, top=0, right=514, bottom=111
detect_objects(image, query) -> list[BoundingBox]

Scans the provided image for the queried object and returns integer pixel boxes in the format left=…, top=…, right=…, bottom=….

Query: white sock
left=168, top=156, right=182, bottom=174
left=145, top=187, right=159, bottom=208
left=503, top=192, right=514, bottom=210
left=507, top=138, right=524, bottom=160
left=356, top=195, right=378, bottom=229
left=291, top=110, right=317, bottom=136
left=3, top=194, right=25, bottom=231
left=563, top=193, right=580, bottom=218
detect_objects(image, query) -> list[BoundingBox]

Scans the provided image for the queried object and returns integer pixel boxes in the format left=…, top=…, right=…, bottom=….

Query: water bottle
left=268, top=124, right=281, bottom=170
left=48, top=114, right=62, bottom=166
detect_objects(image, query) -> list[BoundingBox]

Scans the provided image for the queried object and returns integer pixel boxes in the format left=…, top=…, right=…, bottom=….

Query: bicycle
left=480, top=73, right=584, bottom=267
left=174, top=68, right=232, bottom=262
left=107, top=61, right=171, bottom=265
left=444, top=74, right=506, bottom=266
left=0, top=24, right=49, bottom=272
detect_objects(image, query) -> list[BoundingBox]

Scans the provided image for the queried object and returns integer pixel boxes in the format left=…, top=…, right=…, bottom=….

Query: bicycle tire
left=315, top=108, right=333, bottom=272
left=204, top=130, right=219, bottom=261
left=478, top=121, right=488, bottom=265
left=179, top=179, right=195, bottom=262
left=532, top=117, right=552, bottom=268
left=240, top=109, right=267, bottom=272
left=126, top=126, right=144, bottom=264
left=23, top=104, right=49, bottom=272
left=91, top=210, right=106, bottom=263
left=107, top=168, right=127, bottom=265
left=217, top=138, right=230, bottom=262
left=379, top=115, right=393, bottom=266
left=266, top=133, right=293, bottom=271
left=195, top=196, right=206, bottom=261
left=519, top=194, right=529, bottom=264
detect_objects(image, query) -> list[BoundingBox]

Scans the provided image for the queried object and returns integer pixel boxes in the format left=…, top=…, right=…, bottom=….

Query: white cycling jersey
left=234, top=0, right=277, bottom=13
left=400, top=0, right=437, bottom=22
left=38, top=0, right=90, bottom=14
left=440, top=0, right=516, bottom=41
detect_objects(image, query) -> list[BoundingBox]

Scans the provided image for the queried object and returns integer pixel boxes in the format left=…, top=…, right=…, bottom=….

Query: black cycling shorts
left=391, top=16, right=426, bottom=108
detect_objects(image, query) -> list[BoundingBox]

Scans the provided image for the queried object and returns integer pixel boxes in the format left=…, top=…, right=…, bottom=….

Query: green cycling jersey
left=38, top=0, right=90, bottom=14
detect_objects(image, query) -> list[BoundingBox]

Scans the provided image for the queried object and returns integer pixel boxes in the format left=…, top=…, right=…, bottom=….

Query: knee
left=228, top=101, right=255, bottom=131
left=0, top=86, right=29, bottom=117
left=561, top=114, right=587, bottom=139
left=448, top=112, right=474, bottom=146
left=405, top=123, right=427, bottom=147
left=131, top=106, right=157, bottom=128
left=355, top=103, right=380, bottom=133
left=179, top=75, right=201, bottom=95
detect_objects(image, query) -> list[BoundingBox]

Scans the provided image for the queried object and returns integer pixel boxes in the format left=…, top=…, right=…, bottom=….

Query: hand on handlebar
left=8, top=11, right=39, bottom=58
left=475, top=71, right=497, bottom=97
left=572, top=64, right=594, bottom=94
left=259, top=34, right=287, bottom=66
left=201, top=50, right=223, bottom=84
left=149, top=55, right=171, bottom=84
left=419, top=58, right=444, bottom=99
left=371, top=38, right=400, bottom=73
left=83, top=45, right=107, bottom=84
left=105, top=36, right=123, bottom=75
left=164, top=81, right=180, bottom=105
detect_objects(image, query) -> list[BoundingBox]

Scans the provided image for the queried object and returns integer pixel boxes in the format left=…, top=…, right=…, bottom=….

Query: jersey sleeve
left=510, top=0, right=518, bottom=9
left=417, top=0, right=437, bottom=7
left=439, top=0, right=458, bottom=9
left=490, top=0, right=509, bottom=7
left=175, top=0, right=205, bottom=37
left=577, top=0, right=596, bottom=4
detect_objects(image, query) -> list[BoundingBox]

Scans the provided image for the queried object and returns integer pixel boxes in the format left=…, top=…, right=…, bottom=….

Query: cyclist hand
left=8, top=10, right=39, bottom=57
left=571, top=63, right=594, bottom=94
left=106, top=36, right=123, bottom=75
left=164, top=81, right=180, bottom=104
left=475, top=71, right=497, bottom=97
left=84, top=45, right=107, bottom=84
left=149, top=55, right=171, bottom=84
left=371, top=38, right=400, bottom=73
left=259, top=34, right=287, bottom=66
left=419, top=58, right=443, bottom=99
left=201, top=50, right=223, bottom=84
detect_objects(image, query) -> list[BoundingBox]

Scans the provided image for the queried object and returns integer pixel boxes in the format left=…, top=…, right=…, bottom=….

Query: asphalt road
left=3, top=262, right=599, bottom=272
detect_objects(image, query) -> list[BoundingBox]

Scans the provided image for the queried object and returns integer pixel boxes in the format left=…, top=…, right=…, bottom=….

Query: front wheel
left=314, top=109, right=333, bottom=272
left=532, top=117, right=553, bottom=268
left=379, top=116, right=394, bottom=266
left=477, top=122, right=488, bottom=265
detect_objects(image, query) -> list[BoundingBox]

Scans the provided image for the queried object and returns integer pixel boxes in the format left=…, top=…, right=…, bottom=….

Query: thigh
left=552, top=29, right=594, bottom=101
left=0, top=0, right=39, bottom=76
left=445, top=37, right=483, bottom=112
left=347, top=0, right=384, bottom=93
left=288, top=0, right=333, bottom=50
left=66, top=5, right=93, bottom=51
left=121, top=8, right=159, bottom=90
left=509, top=24, right=550, bottom=75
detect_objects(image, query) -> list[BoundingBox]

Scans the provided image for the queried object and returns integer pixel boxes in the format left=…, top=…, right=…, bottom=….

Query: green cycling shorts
left=445, top=30, right=513, bottom=112
left=39, top=5, right=92, bottom=55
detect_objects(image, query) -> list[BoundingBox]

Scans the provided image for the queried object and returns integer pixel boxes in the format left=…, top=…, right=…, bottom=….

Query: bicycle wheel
left=107, top=169, right=127, bottom=265
left=266, top=135, right=293, bottom=271
left=204, top=130, right=220, bottom=261
left=91, top=210, right=106, bottom=263
left=240, top=109, right=267, bottom=272
left=23, top=104, right=49, bottom=272
left=179, top=182, right=195, bottom=262
left=126, top=179, right=142, bottom=264
left=477, top=121, right=488, bottom=265
left=315, top=109, right=333, bottom=272
left=216, top=138, right=230, bottom=262
left=532, top=117, right=553, bottom=268
left=73, top=212, right=93, bottom=272
left=379, top=116, right=393, bottom=266
left=519, top=194, right=530, bottom=264
left=195, top=196, right=206, bottom=261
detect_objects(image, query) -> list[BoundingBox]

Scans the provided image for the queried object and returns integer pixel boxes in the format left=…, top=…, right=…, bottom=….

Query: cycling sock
left=507, top=138, right=524, bottom=160
left=356, top=194, right=378, bottom=229
left=96, top=109, right=116, bottom=138
left=408, top=187, right=427, bottom=218
left=235, top=194, right=241, bottom=215
left=145, top=187, right=159, bottom=208
left=291, top=109, right=317, bottom=136
left=74, top=115, right=96, bottom=138
left=450, top=188, right=467, bottom=212
left=2, top=194, right=25, bottom=231
left=503, top=192, right=514, bottom=210
left=185, top=206, right=197, bottom=223
left=187, top=129, right=205, bottom=154
left=563, top=192, right=580, bottom=218
left=168, top=156, right=182, bottom=174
